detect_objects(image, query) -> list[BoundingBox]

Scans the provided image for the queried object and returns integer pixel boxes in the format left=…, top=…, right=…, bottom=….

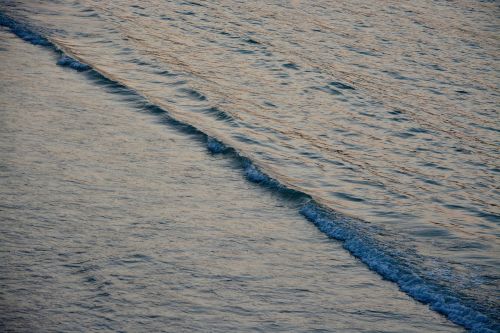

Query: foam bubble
left=244, top=163, right=269, bottom=183
left=207, top=137, right=226, bottom=154
left=57, top=55, right=90, bottom=71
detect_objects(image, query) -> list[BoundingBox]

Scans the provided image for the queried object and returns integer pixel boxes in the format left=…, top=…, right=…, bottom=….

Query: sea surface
left=0, top=1, right=498, bottom=332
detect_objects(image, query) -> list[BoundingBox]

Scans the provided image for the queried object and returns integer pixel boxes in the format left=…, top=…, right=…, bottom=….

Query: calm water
left=0, top=0, right=498, bottom=332
left=0, top=28, right=462, bottom=333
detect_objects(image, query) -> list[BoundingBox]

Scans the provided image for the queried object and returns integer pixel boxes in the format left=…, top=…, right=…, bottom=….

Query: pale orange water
left=0, top=0, right=498, bottom=331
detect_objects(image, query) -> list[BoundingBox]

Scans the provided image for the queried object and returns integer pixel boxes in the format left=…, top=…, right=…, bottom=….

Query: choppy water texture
left=0, top=0, right=498, bottom=332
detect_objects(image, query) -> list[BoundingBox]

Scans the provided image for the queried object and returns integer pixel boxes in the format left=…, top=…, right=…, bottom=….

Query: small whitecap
left=57, top=55, right=90, bottom=71
left=206, top=137, right=226, bottom=154
left=244, top=164, right=269, bottom=183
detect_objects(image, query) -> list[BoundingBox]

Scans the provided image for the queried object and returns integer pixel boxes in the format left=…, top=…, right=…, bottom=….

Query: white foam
left=206, top=137, right=226, bottom=153
left=300, top=203, right=498, bottom=333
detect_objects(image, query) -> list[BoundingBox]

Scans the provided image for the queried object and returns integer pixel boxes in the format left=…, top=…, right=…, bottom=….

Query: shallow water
left=0, top=29, right=462, bottom=332
left=0, top=0, right=498, bottom=331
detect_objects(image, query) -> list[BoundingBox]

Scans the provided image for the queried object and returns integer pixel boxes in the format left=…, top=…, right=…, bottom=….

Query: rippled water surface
left=0, top=28, right=464, bottom=332
left=0, top=0, right=498, bottom=332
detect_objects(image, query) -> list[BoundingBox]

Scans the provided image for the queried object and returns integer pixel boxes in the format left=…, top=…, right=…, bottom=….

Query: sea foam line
left=299, top=203, right=496, bottom=333
left=1, top=13, right=498, bottom=333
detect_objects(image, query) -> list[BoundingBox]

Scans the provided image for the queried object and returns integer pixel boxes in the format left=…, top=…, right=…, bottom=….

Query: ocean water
left=0, top=26, right=463, bottom=333
left=0, top=1, right=498, bottom=332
